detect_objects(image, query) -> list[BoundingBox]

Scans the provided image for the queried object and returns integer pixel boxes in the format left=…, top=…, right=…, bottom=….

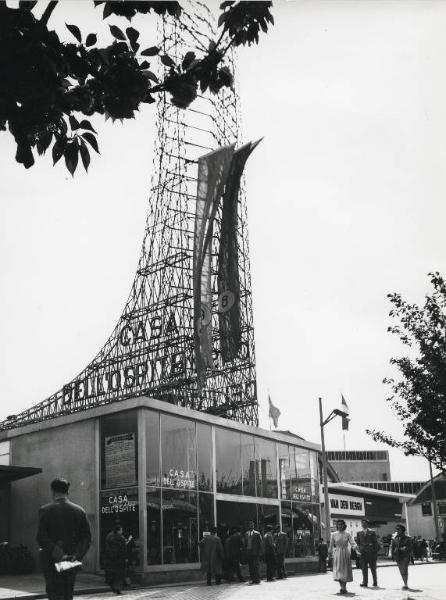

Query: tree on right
left=367, top=272, right=446, bottom=472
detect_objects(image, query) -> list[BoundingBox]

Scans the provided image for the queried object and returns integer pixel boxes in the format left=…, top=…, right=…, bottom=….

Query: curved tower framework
left=1, top=2, right=258, bottom=430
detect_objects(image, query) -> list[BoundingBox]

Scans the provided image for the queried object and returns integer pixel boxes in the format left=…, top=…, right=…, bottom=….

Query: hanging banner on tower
left=218, top=139, right=261, bottom=362
left=194, top=145, right=234, bottom=385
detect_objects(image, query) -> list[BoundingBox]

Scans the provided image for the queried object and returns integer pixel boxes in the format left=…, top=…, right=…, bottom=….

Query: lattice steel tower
left=1, top=1, right=258, bottom=430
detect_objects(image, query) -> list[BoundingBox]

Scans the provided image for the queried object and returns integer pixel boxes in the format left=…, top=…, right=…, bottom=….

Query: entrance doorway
left=216, top=499, right=278, bottom=540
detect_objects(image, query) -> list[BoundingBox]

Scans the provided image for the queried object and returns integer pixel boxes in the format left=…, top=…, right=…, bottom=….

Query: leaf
left=139, top=60, right=151, bottom=69
left=66, top=23, right=82, bottom=44
left=82, top=132, right=100, bottom=154
left=52, top=139, right=64, bottom=165
left=142, top=70, right=159, bottom=84
left=78, top=120, right=97, bottom=133
left=126, top=26, right=139, bottom=44
left=141, top=46, right=160, bottom=57
left=182, top=51, right=196, bottom=71
left=109, top=25, right=126, bottom=41
left=161, top=54, right=175, bottom=68
left=19, top=1, right=38, bottom=10
left=36, top=130, right=52, bottom=155
left=64, top=143, right=79, bottom=176
left=79, top=143, right=90, bottom=172
left=69, top=115, right=80, bottom=130
left=86, top=33, right=97, bottom=47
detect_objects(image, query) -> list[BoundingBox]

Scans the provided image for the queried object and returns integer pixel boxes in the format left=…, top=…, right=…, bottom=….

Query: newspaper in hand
left=54, top=560, right=82, bottom=573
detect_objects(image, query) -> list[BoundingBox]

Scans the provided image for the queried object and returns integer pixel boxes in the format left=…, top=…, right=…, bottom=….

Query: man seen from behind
left=37, top=478, right=91, bottom=600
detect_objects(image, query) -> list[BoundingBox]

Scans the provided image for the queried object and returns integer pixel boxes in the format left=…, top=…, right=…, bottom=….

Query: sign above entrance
left=329, top=494, right=365, bottom=517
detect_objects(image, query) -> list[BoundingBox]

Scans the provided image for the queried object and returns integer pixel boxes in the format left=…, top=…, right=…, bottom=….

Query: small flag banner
left=341, top=394, right=350, bottom=431
left=268, top=395, right=281, bottom=428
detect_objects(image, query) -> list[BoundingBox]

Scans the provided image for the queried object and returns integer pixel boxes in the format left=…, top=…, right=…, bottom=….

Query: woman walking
left=391, top=524, right=412, bottom=590
left=104, top=525, right=128, bottom=594
left=328, top=519, right=360, bottom=595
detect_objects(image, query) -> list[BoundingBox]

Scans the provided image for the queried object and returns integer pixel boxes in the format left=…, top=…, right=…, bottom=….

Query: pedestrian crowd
left=199, top=520, right=289, bottom=585
left=321, top=518, right=418, bottom=594
left=34, top=477, right=442, bottom=600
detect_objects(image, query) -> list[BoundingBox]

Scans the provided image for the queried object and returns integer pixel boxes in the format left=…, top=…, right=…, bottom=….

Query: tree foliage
left=367, top=272, right=446, bottom=471
left=0, top=0, right=273, bottom=175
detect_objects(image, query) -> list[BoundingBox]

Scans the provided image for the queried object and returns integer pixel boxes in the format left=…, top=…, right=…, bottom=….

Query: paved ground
left=0, top=572, right=106, bottom=599
left=77, top=563, right=445, bottom=600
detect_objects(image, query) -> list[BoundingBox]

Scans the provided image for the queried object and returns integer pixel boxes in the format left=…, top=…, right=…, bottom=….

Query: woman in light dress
left=328, top=519, right=360, bottom=595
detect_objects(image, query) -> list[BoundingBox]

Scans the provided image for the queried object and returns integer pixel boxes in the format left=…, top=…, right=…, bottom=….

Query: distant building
left=327, top=450, right=391, bottom=482
left=350, top=481, right=425, bottom=495
left=323, top=481, right=414, bottom=539
left=406, top=473, right=446, bottom=540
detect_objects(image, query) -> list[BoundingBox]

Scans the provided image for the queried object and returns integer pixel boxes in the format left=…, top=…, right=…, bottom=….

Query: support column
left=138, top=408, right=148, bottom=571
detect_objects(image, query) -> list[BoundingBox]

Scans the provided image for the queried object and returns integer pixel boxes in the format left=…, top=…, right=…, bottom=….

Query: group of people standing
left=327, top=518, right=414, bottom=594
left=200, top=521, right=289, bottom=586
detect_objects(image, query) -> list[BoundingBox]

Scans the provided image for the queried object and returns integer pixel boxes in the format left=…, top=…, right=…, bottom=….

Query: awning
left=0, top=465, right=42, bottom=483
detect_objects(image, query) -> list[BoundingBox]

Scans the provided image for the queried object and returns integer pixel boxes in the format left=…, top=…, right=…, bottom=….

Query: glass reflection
left=146, top=411, right=160, bottom=486
left=161, top=415, right=197, bottom=490
left=215, top=428, right=242, bottom=494
left=255, top=438, right=277, bottom=498
left=162, top=489, right=198, bottom=563
left=241, top=434, right=256, bottom=496
left=147, top=488, right=161, bottom=565
left=197, top=423, right=212, bottom=491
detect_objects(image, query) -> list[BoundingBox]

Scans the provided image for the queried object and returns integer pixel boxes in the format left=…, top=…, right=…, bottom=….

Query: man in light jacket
left=245, top=520, right=262, bottom=585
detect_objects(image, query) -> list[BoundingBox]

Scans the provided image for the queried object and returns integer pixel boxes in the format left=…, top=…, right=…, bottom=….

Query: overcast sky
left=2, top=0, right=446, bottom=480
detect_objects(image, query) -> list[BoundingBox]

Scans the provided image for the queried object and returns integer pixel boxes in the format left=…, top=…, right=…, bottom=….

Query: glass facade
left=99, top=411, right=140, bottom=568
left=100, top=407, right=320, bottom=570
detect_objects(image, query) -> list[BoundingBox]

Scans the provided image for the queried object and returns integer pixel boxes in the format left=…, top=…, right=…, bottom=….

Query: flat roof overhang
left=326, top=481, right=416, bottom=502
left=0, top=395, right=321, bottom=453
left=0, top=465, right=42, bottom=483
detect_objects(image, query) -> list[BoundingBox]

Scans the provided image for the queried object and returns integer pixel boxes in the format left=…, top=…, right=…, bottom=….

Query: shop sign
left=292, top=486, right=311, bottom=502
left=163, top=468, right=196, bottom=489
left=101, top=493, right=138, bottom=515
left=329, top=494, right=365, bottom=517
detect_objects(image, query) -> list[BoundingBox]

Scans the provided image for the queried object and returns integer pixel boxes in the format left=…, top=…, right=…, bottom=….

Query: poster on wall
left=105, top=432, right=136, bottom=488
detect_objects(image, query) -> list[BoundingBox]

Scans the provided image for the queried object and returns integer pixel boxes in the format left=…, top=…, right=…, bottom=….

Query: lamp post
left=319, top=397, right=349, bottom=543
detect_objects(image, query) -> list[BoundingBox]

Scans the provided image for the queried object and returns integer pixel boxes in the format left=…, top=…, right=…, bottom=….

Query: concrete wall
left=406, top=503, right=438, bottom=539
left=9, top=418, right=98, bottom=572
left=330, top=461, right=391, bottom=482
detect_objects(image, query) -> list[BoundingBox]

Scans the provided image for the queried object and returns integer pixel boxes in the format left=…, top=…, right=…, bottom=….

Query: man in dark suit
left=244, top=520, right=262, bottom=585
left=356, top=519, right=379, bottom=588
left=37, top=478, right=91, bottom=600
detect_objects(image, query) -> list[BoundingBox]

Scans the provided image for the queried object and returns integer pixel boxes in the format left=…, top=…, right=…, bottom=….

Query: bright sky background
left=2, top=0, right=445, bottom=481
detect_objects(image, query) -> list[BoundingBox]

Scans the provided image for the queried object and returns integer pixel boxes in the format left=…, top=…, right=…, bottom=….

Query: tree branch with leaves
left=0, top=0, right=273, bottom=175
left=367, top=272, right=446, bottom=472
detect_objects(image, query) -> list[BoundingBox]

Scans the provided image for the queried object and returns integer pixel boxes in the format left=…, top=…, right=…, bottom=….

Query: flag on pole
left=268, top=395, right=281, bottom=428
left=341, top=394, right=350, bottom=431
